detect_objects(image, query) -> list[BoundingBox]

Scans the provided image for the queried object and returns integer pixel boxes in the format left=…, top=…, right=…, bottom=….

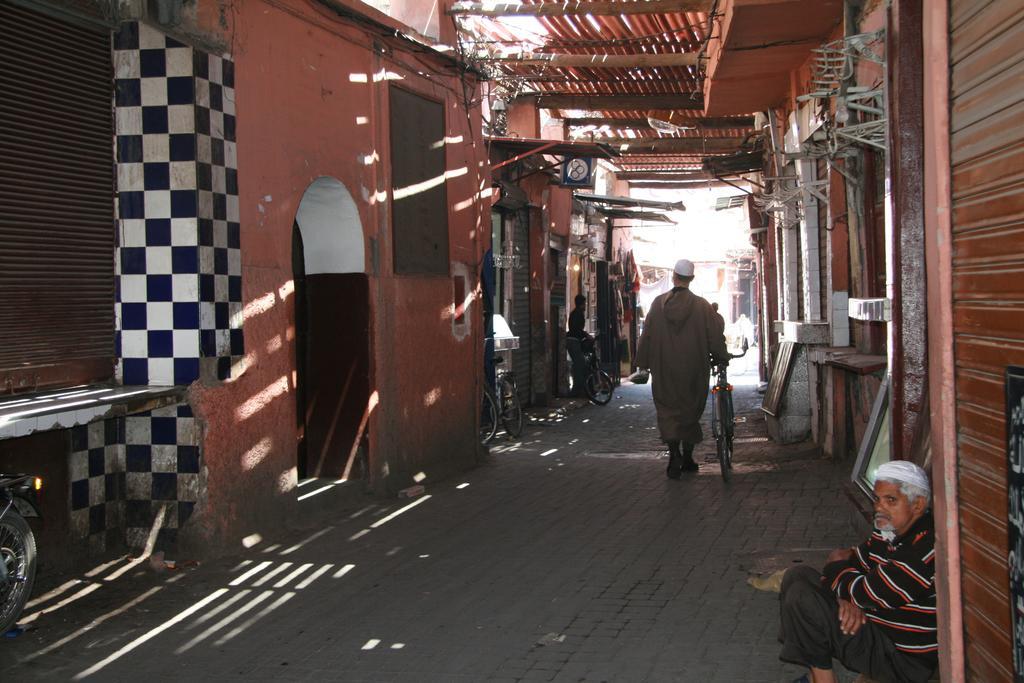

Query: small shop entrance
left=292, top=178, right=370, bottom=481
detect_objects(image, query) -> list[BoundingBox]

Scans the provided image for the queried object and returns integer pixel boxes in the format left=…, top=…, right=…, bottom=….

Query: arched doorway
left=292, top=177, right=370, bottom=480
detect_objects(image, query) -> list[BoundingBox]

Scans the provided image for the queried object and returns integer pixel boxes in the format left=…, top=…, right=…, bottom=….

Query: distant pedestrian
left=636, top=259, right=728, bottom=478
left=737, top=312, right=755, bottom=349
left=566, top=294, right=591, bottom=396
left=567, top=294, right=590, bottom=342
left=710, top=302, right=727, bottom=345
left=778, top=461, right=937, bottom=683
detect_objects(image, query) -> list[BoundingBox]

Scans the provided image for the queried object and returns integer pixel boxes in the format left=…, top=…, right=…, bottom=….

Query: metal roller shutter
left=950, top=1, right=1024, bottom=679
left=510, top=209, right=531, bottom=403
left=0, top=2, right=115, bottom=392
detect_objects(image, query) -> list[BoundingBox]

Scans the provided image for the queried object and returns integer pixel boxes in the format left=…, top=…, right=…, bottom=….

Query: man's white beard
left=875, top=515, right=896, bottom=542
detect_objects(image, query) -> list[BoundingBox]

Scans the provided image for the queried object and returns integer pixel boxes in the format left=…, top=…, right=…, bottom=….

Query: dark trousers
left=566, top=337, right=588, bottom=397
left=778, top=566, right=935, bottom=683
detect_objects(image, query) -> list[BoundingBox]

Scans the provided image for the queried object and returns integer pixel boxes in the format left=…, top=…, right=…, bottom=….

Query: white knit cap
left=875, top=461, right=930, bottom=495
left=673, top=259, right=694, bottom=277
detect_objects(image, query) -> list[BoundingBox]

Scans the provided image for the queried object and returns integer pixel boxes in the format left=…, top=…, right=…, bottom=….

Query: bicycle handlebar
left=711, top=348, right=748, bottom=365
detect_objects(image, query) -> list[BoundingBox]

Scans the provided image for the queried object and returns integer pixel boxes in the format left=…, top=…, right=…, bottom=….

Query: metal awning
left=574, top=193, right=686, bottom=212
left=597, top=208, right=676, bottom=224
left=487, top=136, right=619, bottom=161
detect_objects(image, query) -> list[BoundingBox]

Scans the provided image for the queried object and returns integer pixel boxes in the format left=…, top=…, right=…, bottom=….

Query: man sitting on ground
left=779, top=461, right=937, bottom=683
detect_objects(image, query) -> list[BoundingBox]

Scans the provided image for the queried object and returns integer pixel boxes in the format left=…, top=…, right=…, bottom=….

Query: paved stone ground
left=1, top=374, right=862, bottom=682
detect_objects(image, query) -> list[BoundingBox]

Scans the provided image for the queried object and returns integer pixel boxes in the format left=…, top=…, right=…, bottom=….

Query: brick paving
left=1, top=374, right=862, bottom=682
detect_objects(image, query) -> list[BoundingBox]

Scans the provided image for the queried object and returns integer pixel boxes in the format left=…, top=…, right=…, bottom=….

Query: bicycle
left=495, top=358, right=523, bottom=438
left=581, top=336, right=614, bottom=405
left=479, top=385, right=499, bottom=445
left=710, top=342, right=749, bottom=482
left=480, top=358, right=523, bottom=445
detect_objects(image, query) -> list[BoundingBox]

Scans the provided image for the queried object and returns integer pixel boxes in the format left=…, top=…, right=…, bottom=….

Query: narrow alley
left=2, top=378, right=859, bottom=682
left=2, top=0, right=1021, bottom=679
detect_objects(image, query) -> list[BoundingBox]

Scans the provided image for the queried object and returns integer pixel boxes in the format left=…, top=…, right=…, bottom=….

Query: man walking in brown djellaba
left=636, top=258, right=728, bottom=478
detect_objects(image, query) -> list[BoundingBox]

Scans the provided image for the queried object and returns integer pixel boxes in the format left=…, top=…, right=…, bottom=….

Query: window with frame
left=852, top=377, right=892, bottom=496
left=389, top=86, right=449, bottom=276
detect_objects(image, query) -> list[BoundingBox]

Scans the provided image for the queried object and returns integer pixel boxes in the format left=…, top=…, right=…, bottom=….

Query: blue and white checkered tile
left=115, top=22, right=202, bottom=387
left=123, top=403, right=203, bottom=550
left=69, top=417, right=125, bottom=554
left=114, top=21, right=242, bottom=387
left=195, top=50, right=243, bottom=380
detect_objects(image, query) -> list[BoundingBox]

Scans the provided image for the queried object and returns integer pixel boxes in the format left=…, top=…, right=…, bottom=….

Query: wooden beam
left=598, top=137, right=744, bottom=154
left=616, top=172, right=710, bottom=181
left=628, top=180, right=737, bottom=189
left=449, top=1, right=708, bottom=17
left=527, top=93, right=703, bottom=110
left=481, top=52, right=699, bottom=68
left=563, top=116, right=755, bottom=129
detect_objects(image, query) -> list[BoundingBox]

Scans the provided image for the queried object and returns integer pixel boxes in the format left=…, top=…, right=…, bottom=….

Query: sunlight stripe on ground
left=181, top=589, right=252, bottom=632
left=84, top=556, right=130, bottom=578
left=74, top=588, right=228, bottom=680
left=280, top=527, right=334, bottom=555
left=274, top=563, right=314, bottom=588
left=21, top=583, right=101, bottom=624
left=22, top=587, right=163, bottom=663
left=297, top=484, right=334, bottom=501
left=332, top=564, right=355, bottom=579
left=369, top=495, right=431, bottom=528
left=213, top=592, right=295, bottom=646
left=229, top=561, right=272, bottom=586
left=104, top=557, right=146, bottom=582
left=348, top=504, right=376, bottom=519
left=174, top=590, right=274, bottom=654
left=252, top=562, right=293, bottom=586
left=24, top=579, right=83, bottom=610
left=295, top=564, right=333, bottom=589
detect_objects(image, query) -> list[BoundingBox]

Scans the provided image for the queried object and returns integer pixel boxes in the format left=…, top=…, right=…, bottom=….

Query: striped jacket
left=823, top=512, right=937, bottom=659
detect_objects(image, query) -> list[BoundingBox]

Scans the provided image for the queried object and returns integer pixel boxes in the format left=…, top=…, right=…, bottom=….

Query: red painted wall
left=547, top=186, right=572, bottom=239
left=183, top=0, right=487, bottom=546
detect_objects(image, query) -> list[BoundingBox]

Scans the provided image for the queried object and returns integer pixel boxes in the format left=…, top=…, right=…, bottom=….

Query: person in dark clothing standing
left=779, top=460, right=937, bottom=683
left=567, top=294, right=589, bottom=341
left=635, top=259, right=728, bottom=478
left=566, top=294, right=590, bottom=396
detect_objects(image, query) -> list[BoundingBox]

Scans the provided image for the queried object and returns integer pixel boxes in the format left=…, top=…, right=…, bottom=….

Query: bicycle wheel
left=716, top=393, right=732, bottom=481
left=723, top=394, right=735, bottom=471
left=499, top=378, right=523, bottom=438
left=585, top=370, right=613, bottom=405
left=479, top=386, right=499, bottom=445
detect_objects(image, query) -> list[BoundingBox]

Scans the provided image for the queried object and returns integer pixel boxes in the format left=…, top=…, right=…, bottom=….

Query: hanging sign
left=1007, top=365, right=1024, bottom=680
left=493, top=252, right=521, bottom=270
left=561, top=157, right=594, bottom=187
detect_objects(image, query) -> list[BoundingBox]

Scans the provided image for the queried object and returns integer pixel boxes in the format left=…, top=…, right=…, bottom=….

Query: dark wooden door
left=293, top=225, right=370, bottom=479
left=302, top=275, right=370, bottom=479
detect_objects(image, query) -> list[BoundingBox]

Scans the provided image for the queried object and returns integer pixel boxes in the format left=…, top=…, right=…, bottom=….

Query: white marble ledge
left=0, top=385, right=186, bottom=442
left=771, top=320, right=831, bottom=345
